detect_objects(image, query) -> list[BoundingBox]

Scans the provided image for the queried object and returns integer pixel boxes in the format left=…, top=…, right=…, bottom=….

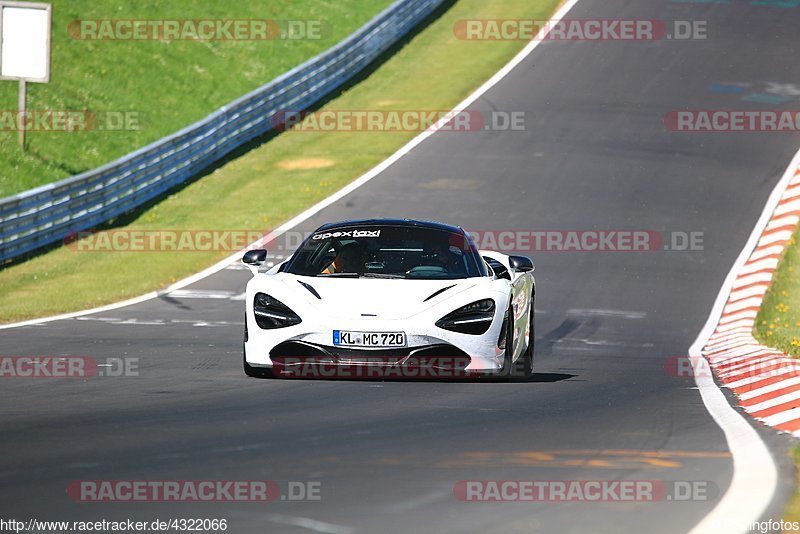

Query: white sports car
left=242, top=219, right=535, bottom=379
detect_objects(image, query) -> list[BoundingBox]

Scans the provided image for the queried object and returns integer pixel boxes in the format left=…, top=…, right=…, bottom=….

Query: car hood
left=271, top=273, right=479, bottom=320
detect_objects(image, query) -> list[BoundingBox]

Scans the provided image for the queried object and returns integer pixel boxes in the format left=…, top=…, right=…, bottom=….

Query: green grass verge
left=0, top=0, right=389, bottom=197
left=754, top=226, right=800, bottom=355
left=0, top=0, right=562, bottom=323
left=784, top=447, right=800, bottom=523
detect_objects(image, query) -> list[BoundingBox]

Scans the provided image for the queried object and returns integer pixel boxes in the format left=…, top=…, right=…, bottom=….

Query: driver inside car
left=321, top=242, right=368, bottom=274
left=421, top=241, right=463, bottom=273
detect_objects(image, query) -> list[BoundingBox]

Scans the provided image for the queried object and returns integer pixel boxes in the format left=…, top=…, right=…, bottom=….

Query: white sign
left=0, top=1, right=51, bottom=82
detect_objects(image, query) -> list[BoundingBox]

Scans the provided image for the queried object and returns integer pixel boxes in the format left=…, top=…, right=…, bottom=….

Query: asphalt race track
left=3, top=0, right=800, bottom=532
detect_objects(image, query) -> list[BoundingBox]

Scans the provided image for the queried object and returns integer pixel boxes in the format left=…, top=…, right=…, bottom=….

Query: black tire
left=518, top=293, right=535, bottom=378
left=500, top=294, right=534, bottom=379
left=499, top=303, right=515, bottom=378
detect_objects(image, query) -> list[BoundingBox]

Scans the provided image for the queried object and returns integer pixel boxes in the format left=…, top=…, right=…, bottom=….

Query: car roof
left=313, top=218, right=464, bottom=235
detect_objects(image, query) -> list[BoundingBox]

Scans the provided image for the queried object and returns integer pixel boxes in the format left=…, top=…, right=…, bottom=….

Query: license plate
left=333, top=330, right=406, bottom=348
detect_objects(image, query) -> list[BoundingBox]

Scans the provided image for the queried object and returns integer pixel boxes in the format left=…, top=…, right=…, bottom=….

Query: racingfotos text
left=750, top=520, right=800, bottom=533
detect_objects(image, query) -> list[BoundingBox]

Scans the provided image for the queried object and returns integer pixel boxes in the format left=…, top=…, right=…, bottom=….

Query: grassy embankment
left=0, top=0, right=388, bottom=196
left=0, top=0, right=562, bottom=322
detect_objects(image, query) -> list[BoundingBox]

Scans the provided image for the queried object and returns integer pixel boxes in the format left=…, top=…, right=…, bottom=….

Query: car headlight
left=435, top=299, right=495, bottom=335
left=253, top=293, right=302, bottom=329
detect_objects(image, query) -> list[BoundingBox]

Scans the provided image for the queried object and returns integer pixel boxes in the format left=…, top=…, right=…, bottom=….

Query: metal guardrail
left=0, top=0, right=445, bottom=263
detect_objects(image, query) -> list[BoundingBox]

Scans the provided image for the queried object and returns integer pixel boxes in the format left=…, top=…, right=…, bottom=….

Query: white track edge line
left=687, top=146, right=800, bottom=534
left=0, top=2, right=788, bottom=533
left=0, top=0, right=583, bottom=331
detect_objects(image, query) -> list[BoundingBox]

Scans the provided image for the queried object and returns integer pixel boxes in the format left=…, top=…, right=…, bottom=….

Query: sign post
left=17, top=78, right=25, bottom=148
left=0, top=1, right=51, bottom=151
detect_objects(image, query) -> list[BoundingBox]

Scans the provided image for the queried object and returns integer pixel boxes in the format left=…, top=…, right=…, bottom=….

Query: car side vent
left=423, top=285, right=455, bottom=302
left=298, top=281, right=322, bottom=299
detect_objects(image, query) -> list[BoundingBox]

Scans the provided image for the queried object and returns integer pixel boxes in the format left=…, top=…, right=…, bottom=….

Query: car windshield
left=284, top=224, right=485, bottom=279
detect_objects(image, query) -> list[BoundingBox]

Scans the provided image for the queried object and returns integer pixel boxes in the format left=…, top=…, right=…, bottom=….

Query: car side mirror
left=243, top=249, right=267, bottom=265
left=509, top=255, right=534, bottom=273
left=243, top=249, right=267, bottom=275
left=483, top=256, right=511, bottom=281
